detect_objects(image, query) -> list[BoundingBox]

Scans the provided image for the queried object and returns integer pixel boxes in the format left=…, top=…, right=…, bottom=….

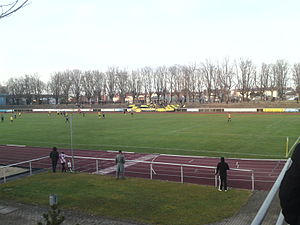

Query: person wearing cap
left=216, top=157, right=230, bottom=191
left=50, top=147, right=59, bottom=173
left=115, top=150, right=125, bottom=179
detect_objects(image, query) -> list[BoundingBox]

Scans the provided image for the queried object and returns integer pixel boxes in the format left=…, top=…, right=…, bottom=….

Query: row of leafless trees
left=4, top=59, right=300, bottom=105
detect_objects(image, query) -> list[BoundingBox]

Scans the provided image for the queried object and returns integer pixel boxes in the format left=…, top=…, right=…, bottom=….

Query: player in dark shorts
left=227, top=113, right=231, bottom=122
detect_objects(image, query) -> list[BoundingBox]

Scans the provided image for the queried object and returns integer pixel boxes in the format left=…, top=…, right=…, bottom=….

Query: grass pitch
left=0, top=112, right=299, bottom=159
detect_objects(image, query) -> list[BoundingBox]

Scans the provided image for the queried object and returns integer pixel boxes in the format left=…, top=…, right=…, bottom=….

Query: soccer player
left=98, top=112, right=101, bottom=119
left=65, top=115, right=69, bottom=123
left=227, top=113, right=232, bottom=122
left=10, top=116, right=13, bottom=123
left=1, top=114, right=4, bottom=122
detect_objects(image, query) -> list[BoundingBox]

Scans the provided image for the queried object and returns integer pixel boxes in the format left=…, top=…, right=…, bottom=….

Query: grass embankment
left=0, top=172, right=251, bottom=225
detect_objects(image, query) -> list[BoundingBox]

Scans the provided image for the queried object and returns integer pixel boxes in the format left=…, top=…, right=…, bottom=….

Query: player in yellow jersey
left=227, top=113, right=231, bottom=122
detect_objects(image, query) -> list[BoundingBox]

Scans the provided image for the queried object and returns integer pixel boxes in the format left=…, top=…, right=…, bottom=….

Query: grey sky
left=1, top=0, right=299, bottom=84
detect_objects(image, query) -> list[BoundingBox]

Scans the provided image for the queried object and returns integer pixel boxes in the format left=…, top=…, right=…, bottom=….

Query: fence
left=0, top=156, right=49, bottom=183
left=71, top=155, right=255, bottom=191
left=0, top=154, right=255, bottom=190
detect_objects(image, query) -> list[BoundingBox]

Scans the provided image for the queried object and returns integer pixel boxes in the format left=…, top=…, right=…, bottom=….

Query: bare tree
left=173, top=65, right=184, bottom=103
left=195, top=68, right=204, bottom=103
left=105, top=67, right=117, bottom=103
left=293, top=63, right=300, bottom=102
left=257, top=63, right=271, bottom=100
left=82, top=71, right=96, bottom=104
left=48, top=72, right=63, bottom=104
left=115, top=69, right=128, bottom=103
left=218, top=58, right=235, bottom=103
left=31, top=74, right=45, bottom=104
left=141, top=67, right=153, bottom=104
left=22, top=74, right=34, bottom=104
left=6, top=77, right=23, bottom=104
left=273, top=60, right=289, bottom=100
left=0, top=0, right=29, bottom=19
left=128, top=70, right=142, bottom=104
left=201, top=60, right=216, bottom=102
left=70, top=69, right=83, bottom=104
left=93, top=70, right=105, bottom=104
left=60, top=71, right=72, bottom=104
left=153, top=66, right=166, bottom=104
left=236, top=59, right=255, bottom=101
left=167, top=65, right=178, bottom=103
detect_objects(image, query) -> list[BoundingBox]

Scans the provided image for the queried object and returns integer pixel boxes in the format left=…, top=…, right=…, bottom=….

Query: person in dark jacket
left=115, top=150, right=125, bottom=179
left=216, top=157, right=230, bottom=191
left=279, top=143, right=300, bottom=225
left=49, top=147, right=59, bottom=173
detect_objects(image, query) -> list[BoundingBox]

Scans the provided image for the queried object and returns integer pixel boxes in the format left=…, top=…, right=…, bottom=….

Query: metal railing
left=0, top=156, right=49, bottom=183
left=250, top=158, right=292, bottom=225
left=71, top=155, right=255, bottom=191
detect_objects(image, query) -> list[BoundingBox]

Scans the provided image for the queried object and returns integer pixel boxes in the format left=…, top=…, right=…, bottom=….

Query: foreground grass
left=0, top=113, right=299, bottom=159
left=0, top=172, right=251, bottom=225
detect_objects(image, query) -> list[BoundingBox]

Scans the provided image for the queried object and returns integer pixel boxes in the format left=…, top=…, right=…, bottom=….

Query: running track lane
left=0, top=145, right=286, bottom=191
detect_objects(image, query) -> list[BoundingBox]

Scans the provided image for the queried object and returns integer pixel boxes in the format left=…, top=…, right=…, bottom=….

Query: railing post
left=214, top=168, right=217, bottom=187
left=29, top=161, right=32, bottom=176
left=150, top=163, right=153, bottom=180
left=251, top=170, right=254, bottom=191
left=96, top=160, right=99, bottom=173
left=181, top=165, right=183, bottom=183
left=3, top=168, right=6, bottom=183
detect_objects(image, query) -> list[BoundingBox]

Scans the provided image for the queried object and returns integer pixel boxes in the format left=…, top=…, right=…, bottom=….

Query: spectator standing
left=67, top=160, right=73, bottom=172
left=115, top=150, right=125, bottom=179
left=216, top=157, right=230, bottom=191
left=279, top=143, right=300, bottom=225
left=50, top=147, right=59, bottom=173
left=59, top=152, right=67, bottom=172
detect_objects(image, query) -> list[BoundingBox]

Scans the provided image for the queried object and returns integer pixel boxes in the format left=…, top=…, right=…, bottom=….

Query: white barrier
left=187, top=108, right=199, bottom=112
left=70, top=155, right=255, bottom=191
left=32, top=109, right=93, bottom=112
left=224, top=108, right=257, bottom=112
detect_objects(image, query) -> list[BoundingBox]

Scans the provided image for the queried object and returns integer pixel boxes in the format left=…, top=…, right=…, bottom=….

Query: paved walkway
left=0, top=191, right=283, bottom=225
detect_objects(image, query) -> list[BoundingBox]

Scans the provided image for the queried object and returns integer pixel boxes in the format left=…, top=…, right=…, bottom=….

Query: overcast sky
left=0, top=0, right=299, bottom=84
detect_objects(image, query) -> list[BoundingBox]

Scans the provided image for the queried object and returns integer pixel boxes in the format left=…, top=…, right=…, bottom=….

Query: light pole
left=70, top=113, right=75, bottom=171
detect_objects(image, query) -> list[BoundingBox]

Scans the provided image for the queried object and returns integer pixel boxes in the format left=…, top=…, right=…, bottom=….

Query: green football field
left=0, top=112, right=299, bottom=159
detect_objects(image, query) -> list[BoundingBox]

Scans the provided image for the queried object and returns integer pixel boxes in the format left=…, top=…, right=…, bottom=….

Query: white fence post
left=96, top=160, right=99, bottom=173
left=150, top=163, right=153, bottom=180
left=214, top=168, right=217, bottom=187
left=29, top=161, right=32, bottom=176
left=3, top=168, right=6, bottom=183
left=181, top=165, right=183, bottom=183
left=251, top=170, right=254, bottom=191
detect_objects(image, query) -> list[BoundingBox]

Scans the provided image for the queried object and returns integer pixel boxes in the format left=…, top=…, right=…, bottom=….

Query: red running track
left=0, top=145, right=286, bottom=191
